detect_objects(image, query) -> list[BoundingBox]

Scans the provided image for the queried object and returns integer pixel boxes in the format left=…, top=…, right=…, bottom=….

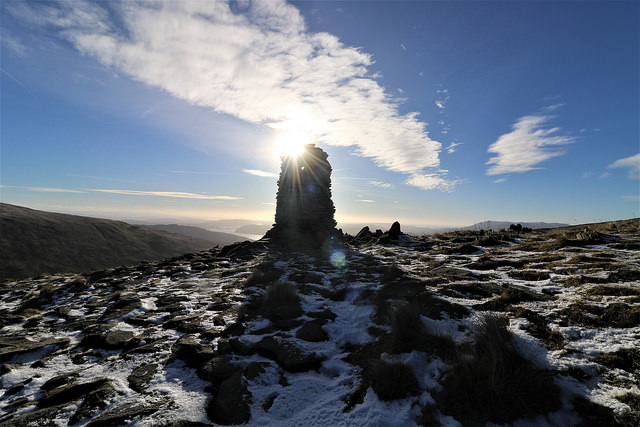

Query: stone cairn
left=265, top=144, right=339, bottom=249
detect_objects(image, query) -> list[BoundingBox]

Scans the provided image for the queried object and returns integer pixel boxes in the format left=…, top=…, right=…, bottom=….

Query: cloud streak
left=608, top=153, right=640, bottom=179
left=243, top=169, right=278, bottom=178
left=8, top=0, right=455, bottom=191
left=486, top=114, right=576, bottom=176
left=89, top=189, right=242, bottom=200
left=1, top=185, right=86, bottom=193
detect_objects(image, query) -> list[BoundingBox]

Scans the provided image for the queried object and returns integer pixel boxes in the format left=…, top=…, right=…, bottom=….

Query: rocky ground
left=0, top=219, right=639, bottom=426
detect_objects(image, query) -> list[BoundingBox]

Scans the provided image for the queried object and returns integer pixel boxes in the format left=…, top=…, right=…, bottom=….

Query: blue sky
left=1, top=0, right=638, bottom=227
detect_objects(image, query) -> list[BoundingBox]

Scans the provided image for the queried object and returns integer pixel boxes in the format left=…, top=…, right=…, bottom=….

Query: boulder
left=170, top=335, right=214, bottom=368
left=198, top=356, right=237, bottom=383
left=207, top=370, right=251, bottom=425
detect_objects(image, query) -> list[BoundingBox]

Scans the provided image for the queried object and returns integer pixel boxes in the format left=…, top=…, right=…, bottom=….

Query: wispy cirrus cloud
left=1, top=185, right=86, bottom=193
left=369, top=180, right=395, bottom=189
left=6, top=0, right=456, bottom=191
left=608, top=153, right=640, bottom=179
left=486, top=114, right=576, bottom=176
left=90, top=189, right=242, bottom=200
left=243, top=169, right=278, bottom=178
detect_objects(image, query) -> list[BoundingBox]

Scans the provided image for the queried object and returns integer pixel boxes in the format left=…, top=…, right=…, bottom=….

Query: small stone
left=244, top=362, right=269, bottom=381
left=296, top=319, right=328, bottom=342
left=308, top=308, right=337, bottom=321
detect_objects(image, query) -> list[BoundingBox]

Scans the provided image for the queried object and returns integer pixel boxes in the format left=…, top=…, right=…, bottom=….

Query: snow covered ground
left=1, top=220, right=638, bottom=426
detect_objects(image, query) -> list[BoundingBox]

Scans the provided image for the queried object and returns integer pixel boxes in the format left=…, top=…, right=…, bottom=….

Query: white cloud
left=544, top=103, right=565, bottom=112
left=445, top=142, right=462, bottom=154
left=493, top=178, right=506, bottom=184
left=581, top=172, right=594, bottom=179
left=357, top=199, right=374, bottom=203
left=486, top=114, right=576, bottom=176
left=369, top=180, right=395, bottom=189
left=435, top=100, right=445, bottom=109
left=622, top=195, right=640, bottom=202
left=11, top=0, right=453, bottom=190
left=400, top=43, right=406, bottom=51
left=89, top=189, right=242, bottom=200
left=405, top=173, right=463, bottom=192
left=608, top=153, right=640, bottom=179
left=600, top=172, right=611, bottom=179
left=243, top=169, right=278, bottom=178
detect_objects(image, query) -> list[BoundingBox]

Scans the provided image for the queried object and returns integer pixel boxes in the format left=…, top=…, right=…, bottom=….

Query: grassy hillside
left=0, top=203, right=214, bottom=281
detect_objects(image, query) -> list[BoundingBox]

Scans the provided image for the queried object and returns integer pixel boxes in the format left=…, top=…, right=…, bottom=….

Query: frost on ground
left=0, top=219, right=639, bottom=426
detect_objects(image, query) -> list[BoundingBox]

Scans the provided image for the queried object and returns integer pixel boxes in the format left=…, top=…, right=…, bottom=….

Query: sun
left=277, top=129, right=309, bottom=157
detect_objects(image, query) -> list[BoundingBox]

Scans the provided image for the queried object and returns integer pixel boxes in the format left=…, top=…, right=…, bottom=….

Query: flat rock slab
left=127, top=363, right=158, bottom=393
left=38, top=378, right=111, bottom=408
left=85, top=399, right=170, bottom=427
left=0, top=336, right=70, bottom=362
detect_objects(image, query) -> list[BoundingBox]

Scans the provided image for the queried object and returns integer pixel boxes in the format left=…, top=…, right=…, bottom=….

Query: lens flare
left=330, top=250, right=347, bottom=271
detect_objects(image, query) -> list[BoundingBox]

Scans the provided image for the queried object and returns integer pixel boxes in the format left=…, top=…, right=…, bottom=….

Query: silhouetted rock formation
left=265, top=144, right=339, bottom=249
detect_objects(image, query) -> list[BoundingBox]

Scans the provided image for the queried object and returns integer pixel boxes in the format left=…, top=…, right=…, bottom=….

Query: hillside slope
left=0, top=203, right=214, bottom=280
left=139, top=224, right=251, bottom=245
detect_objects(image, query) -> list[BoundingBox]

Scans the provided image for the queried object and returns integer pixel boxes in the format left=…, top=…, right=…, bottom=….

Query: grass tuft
left=260, top=281, right=303, bottom=321
left=369, top=360, right=420, bottom=401
left=388, top=302, right=455, bottom=357
left=436, top=314, right=561, bottom=425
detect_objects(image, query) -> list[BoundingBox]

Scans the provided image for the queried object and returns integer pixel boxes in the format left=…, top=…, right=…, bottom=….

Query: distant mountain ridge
left=0, top=204, right=216, bottom=281
left=138, top=224, right=251, bottom=245
left=464, top=220, right=569, bottom=231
